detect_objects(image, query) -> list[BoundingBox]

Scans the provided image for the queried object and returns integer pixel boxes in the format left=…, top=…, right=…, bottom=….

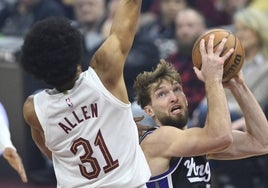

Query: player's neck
left=56, top=66, right=82, bottom=93
left=56, top=76, right=79, bottom=93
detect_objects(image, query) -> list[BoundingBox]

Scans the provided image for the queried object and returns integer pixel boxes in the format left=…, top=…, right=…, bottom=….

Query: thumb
left=193, top=67, right=204, bottom=82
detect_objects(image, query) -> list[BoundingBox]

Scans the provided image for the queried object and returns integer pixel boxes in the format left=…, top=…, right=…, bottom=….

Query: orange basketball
left=192, top=28, right=245, bottom=82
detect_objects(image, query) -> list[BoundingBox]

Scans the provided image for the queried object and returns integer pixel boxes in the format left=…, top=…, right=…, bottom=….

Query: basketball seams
left=192, top=29, right=244, bottom=82
left=223, top=33, right=236, bottom=68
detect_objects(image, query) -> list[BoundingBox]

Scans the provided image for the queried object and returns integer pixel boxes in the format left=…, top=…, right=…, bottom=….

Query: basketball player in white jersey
left=134, top=35, right=268, bottom=187
left=0, top=102, right=27, bottom=183
left=20, top=0, right=151, bottom=187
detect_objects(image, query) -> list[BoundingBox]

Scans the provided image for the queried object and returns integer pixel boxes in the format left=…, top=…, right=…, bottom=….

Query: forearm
left=110, top=0, right=141, bottom=52
left=205, top=80, right=232, bottom=145
left=230, top=81, right=268, bottom=147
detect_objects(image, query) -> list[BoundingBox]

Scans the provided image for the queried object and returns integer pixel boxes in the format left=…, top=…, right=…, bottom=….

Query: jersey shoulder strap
left=139, top=126, right=158, bottom=143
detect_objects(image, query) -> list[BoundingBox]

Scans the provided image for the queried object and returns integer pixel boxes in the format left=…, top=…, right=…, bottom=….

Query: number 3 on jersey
left=70, top=130, right=119, bottom=179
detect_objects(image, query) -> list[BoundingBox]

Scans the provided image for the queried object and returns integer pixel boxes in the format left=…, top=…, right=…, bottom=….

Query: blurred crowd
left=0, top=0, right=268, bottom=187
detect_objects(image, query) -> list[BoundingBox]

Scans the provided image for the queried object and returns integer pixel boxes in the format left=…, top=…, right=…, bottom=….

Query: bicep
left=168, top=128, right=229, bottom=157
left=146, top=127, right=228, bottom=158
left=91, top=34, right=125, bottom=80
left=90, top=35, right=129, bottom=102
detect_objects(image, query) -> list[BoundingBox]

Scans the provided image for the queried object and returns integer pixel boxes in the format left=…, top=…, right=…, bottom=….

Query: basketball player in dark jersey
left=134, top=35, right=268, bottom=188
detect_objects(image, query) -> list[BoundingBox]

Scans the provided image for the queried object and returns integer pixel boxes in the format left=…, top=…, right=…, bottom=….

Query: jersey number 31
left=70, top=130, right=119, bottom=179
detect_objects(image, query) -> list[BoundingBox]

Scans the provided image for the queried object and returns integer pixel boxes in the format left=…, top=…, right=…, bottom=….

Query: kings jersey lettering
left=58, top=103, right=98, bottom=134
left=184, top=158, right=211, bottom=184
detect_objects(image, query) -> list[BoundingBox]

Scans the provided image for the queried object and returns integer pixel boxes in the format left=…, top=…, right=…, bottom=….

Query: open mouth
left=171, top=104, right=182, bottom=114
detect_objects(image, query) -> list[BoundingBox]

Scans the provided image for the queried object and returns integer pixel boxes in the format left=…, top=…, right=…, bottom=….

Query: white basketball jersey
left=34, top=67, right=150, bottom=188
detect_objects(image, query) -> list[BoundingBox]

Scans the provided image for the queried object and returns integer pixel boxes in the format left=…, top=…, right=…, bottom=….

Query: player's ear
left=144, top=106, right=154, bottom=117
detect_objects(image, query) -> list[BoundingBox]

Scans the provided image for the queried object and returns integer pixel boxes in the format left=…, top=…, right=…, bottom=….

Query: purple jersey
left=141, top=128, right=211, bottom=188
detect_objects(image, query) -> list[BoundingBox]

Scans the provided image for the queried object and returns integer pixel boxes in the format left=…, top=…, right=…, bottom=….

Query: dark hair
left=20, top=16, right=84, bottom=87
left=133, top=59, right=182, bottom=109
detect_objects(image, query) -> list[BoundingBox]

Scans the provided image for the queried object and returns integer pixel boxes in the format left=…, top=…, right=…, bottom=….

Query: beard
left=157, top=108, right=189, bottom=129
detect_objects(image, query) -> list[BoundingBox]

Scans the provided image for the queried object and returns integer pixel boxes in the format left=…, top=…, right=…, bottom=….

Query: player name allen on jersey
left=58, top=103, right=98, bottom=134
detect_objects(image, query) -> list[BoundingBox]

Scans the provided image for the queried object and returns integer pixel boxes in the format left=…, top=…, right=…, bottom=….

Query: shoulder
left=23, top=95, right=34, bottom=112
left=140, top=127, right=158, bottom=142
left=23, top=95, right=41, bottom=130
left=141, top=126, right=183, bottom=144
left=23, top=95, right=34, bottom=122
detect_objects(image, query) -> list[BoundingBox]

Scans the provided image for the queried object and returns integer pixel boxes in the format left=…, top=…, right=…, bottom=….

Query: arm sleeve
left=0, top=102, right=15, bottom=152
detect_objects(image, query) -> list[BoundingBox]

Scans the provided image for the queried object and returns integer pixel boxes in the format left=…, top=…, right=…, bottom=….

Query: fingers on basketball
left=192, top=29, right=245, bottom=82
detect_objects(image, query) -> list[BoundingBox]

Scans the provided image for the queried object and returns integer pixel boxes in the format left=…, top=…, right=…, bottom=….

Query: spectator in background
left=0, top=0, right=16, bottom=29
left=249, top=0, right=268, bottom=13
left=0, top=102, right=27, bottom=183
left=139, top=0, right=187, bottom=59
left=138, top=0, right=157, bottom=28
left=192, top=0, right=250, bottom=28
left=0, top=0, right=66, bottom=37
left=167, top=8, right=206, bottom=120
left=72, top=0, right=106, bottom=67
left=55, top=0, right=76, bottom=19
left=230, top=8, right=268, bottom=121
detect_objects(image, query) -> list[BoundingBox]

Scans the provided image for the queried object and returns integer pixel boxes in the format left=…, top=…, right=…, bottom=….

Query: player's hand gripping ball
left=192, top=29, right=245, bottom=82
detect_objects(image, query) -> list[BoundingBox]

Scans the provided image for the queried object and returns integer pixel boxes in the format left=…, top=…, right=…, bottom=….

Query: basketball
left=192, top=28, right=245, bottom=82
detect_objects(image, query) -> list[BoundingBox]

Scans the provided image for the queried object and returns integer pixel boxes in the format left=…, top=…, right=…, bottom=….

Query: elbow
left=219, top=133, right=233, bottom=149
left=258, top=140, right=268, bottom=154
left=214, top=134, right=233, bottom=151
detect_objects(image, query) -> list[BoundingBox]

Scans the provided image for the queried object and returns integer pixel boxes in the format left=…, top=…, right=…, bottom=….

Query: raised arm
left=90, top=0, right=142, bottom=102
left=180, top=35, right=234, bottom=155
left=209, top=72, right=268, bottom=159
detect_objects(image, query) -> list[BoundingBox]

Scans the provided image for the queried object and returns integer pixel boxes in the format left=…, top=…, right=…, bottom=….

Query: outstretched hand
left=134, top=116, right=153, bottom=138
left=3, top=147, right=27, bottom=183
left=194, top=34, right=234, bottom=83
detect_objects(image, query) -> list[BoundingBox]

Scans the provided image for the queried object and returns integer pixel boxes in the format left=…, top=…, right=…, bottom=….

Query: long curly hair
left=20, top=16, right=84, bottom=88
